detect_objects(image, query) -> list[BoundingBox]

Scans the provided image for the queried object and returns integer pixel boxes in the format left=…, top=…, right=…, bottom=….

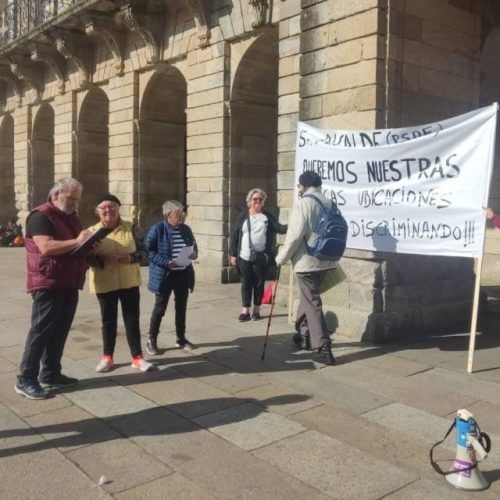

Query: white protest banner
left=295, top=104, right=498, bottom=258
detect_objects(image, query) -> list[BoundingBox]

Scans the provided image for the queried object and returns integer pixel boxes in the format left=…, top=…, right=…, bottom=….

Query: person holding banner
left=229, top=188, right=287, bottom=321
left=485, top=207, right=500, bottom=228
left=275, top=171, right=336, bottom=365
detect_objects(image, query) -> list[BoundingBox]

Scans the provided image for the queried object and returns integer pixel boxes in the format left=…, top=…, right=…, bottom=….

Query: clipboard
left=70, top=227, right=113, bottom=257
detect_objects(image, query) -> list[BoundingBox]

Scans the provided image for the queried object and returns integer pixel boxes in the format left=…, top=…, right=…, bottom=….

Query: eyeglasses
left=252, top=197, right=263, bottom=201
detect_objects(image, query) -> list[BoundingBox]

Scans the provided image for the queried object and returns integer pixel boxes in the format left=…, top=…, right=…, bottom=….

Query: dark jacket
left=229, top=209, right=287, bottom=259
left=145, top=220, right=198, bottom=294
left=25, top=202, right=87, bottom=293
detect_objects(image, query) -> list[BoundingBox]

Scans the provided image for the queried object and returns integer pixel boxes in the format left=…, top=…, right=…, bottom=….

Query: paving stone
left=236, top=383, right=322, bottom=416
left=383, top=478, right=476, bottom=499
left=193, top=402, right=305, bottom=450
left=463, top=401, right=500, bottom=434
left=110, top=406, right=330, bottom=500
left=25, top=404, right=120, bottom=453
left=127, top=374, right=242, bottom=419
left=0, top=447, right=108, bottom=499
left=170, top=358, right=266, bottom=393
left=0, top=324, right=23, bottom=348
left=0, top=402, right=45, bottom=456
left=114, top=472, right=219, bottom=500
left=360, top=353, right=432, bottom=376
left=262, top=367, right=390, bottom=415
left=361, top=403, right=453, bottom=447
left=318, top=363, right=477, bottom=416
left=63, top=381, right=156, bottom=418
left=290, top=403, right=439, bottom=477
left=0, top=353, right=17, bottom=373
left=0, top=371, right=72, bottom=418
left=254, top=430, right=417, bottom=499
left=67, top=438, right=172, bottom=494
left=409, top=367, right=500, bottom=406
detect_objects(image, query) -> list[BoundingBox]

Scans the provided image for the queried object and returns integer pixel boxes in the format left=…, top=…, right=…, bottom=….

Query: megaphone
left=430, top=409, right=491, bottom=491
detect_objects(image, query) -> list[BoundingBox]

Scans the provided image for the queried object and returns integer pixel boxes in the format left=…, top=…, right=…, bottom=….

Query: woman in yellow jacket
left=88, top=194, right=153, bottom=373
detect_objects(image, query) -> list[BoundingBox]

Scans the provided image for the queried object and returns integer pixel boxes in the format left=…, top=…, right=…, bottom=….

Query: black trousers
left=239, top=258, right=267, bottom=307
left=148, top=270, right=190, bottom=340
left=96, top=287, right=142, bottom=358
left=19, top=288, right=78, bottom=384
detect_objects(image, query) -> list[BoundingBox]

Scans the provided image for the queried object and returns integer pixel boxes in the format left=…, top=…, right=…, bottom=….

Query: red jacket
left=25, top=202, right=87, bottom=292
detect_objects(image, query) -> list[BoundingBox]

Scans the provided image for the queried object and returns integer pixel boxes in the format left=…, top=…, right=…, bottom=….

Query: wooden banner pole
left=467, top=256, right=484, bottom=373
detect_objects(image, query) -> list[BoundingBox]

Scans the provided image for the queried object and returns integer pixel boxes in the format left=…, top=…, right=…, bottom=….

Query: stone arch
left=229, top=29, right=279, bottom=229
left=0, top=114, right=15, bottom=222
left=138, top=66, right=187, bottom=228
left=31, top=103, right=55, bottom=207
left=481, top=27, right=500, bottom=211
left=77, top=86, right=109, bottom=226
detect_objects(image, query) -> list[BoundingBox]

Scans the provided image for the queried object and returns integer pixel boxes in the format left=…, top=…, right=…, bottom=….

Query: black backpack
left=303, top=194, right=348, bottom=261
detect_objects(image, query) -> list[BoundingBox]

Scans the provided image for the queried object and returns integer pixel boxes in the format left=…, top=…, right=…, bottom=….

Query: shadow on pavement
left=0, top=394, right=309, bottom=458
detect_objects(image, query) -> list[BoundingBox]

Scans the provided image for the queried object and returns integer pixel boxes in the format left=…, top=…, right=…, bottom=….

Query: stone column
left=53, top=90, right=75, bottom=178
left=108, top=72, right=137, bottom=222
left=185, top=34, right=230, bottom=282
left=13, top=104, right=30, bottom=222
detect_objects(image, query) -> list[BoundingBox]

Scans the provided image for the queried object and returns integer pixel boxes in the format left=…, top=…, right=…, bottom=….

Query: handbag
left=262, top=281, right=275, bottom=304
left=246, top=214, right=271, bottom=266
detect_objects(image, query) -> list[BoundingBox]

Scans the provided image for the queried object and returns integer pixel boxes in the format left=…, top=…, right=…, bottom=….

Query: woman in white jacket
left=275, top=171, right=336, bottom=365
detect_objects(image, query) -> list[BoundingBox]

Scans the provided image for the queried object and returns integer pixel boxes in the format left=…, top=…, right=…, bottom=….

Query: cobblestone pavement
left=1, top=248, right=500, bottom=499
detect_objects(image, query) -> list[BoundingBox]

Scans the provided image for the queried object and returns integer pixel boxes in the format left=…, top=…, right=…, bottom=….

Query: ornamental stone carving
left=249, top=0, right=268, bottom=28
left=30, top=43, right=66, bottom=94
left=84, top=11, right=125, bottom=76
left=119, top=2, right=162, bottom=64
left=185, top=0, right=211, bottom=48
left=51, top=28, right=92, bottom=88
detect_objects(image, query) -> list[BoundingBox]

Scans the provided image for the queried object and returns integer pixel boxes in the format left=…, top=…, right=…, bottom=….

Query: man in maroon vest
left=15, top=178, right=91, bottom=399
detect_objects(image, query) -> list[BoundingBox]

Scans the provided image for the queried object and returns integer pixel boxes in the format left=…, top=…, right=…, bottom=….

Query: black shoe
left=146, top=338, right=159, bottom=355
left=14, top=380, right=50, bottom=400
left=176, top=338, right=197, bottom=350
left=312, top=344, right=335, bottom=366
left=39, top=374, right=78, bottom=390
left=292, top=332, right=311, bottom=350
left=238, top=313, right=251, bottom=322
left=252, top=312, right=261, bottom=321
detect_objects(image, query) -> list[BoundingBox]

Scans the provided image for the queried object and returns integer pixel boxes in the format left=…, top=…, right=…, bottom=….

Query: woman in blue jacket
left=145, top=200, right=198, bottom=355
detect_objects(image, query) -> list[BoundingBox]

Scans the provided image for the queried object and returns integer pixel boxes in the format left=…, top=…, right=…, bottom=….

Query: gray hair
left=162, top=200, right=184, bottom=216
left=246, top=188, right=267, bottom=206
left=48, top=177, right=82, bottom=200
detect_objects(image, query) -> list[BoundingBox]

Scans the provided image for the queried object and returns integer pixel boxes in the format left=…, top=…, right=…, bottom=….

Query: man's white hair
left=48, top=177, right=82, bottom=200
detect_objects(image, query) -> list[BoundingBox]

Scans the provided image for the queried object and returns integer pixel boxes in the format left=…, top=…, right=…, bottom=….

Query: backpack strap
left=303, top=193, right=325, bottom=209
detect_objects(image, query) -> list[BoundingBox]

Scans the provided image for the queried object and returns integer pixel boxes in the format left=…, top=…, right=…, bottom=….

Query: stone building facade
left=0, top=0, right=499, bottom=341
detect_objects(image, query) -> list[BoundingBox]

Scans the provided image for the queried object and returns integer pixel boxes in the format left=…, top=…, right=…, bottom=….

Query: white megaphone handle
left=467, top=435, right=488, bottom=460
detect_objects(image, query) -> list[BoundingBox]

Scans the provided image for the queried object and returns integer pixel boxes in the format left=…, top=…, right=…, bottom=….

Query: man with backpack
left=275, top=171, right=342, bottom=365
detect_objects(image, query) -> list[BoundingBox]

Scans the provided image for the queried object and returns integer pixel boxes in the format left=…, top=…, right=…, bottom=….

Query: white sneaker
left=96, top=355, right=114, bottom=373
left=131, top=356, right=155, bottom=372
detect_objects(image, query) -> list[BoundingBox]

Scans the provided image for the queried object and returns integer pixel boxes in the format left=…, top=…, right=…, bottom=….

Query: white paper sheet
left=173, top=245, right=194, bottom=267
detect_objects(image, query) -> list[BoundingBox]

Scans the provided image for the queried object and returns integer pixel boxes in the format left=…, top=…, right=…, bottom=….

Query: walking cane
left=261, top=265, right=281, bottom=361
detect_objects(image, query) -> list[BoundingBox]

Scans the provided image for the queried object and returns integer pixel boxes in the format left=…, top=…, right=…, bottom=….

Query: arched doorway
left=31, top=103, right=54, bottom=207
left=229, top=30, right=279, bottom=229
left=139, top=67, right=187, bottom=229
left=77, top=87, right=109, bottom=226
left=0, top=114, right=15, bottom=221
